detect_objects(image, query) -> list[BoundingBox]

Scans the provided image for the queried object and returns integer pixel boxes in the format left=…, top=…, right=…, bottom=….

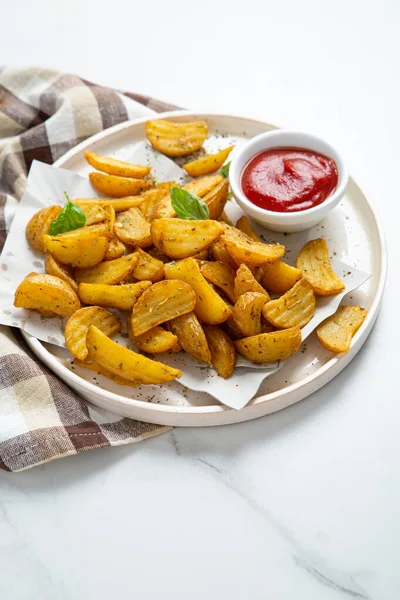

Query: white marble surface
left=0, top=0, right=399, bottom=598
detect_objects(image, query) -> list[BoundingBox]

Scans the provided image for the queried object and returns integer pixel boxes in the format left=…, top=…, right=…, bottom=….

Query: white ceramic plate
left=22, top=112, right=387, bottom=427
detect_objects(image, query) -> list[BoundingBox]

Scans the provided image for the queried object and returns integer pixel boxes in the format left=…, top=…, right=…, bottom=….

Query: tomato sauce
left=241, top=148, right=338, bottom=213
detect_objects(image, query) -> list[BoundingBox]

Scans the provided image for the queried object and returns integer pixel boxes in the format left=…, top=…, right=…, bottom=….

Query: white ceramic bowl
left=229, top=130, right=349, bottom=232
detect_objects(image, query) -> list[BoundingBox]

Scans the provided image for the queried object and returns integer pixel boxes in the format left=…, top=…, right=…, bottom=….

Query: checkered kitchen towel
left=0, top=66, right=179, bottom=472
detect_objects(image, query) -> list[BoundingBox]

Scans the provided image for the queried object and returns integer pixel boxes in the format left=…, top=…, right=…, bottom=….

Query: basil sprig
left=170, top=187, right=210, bottom=220
left=219, top=161, right=231, bottom=178
left=50, top=192, right=86, bottom=235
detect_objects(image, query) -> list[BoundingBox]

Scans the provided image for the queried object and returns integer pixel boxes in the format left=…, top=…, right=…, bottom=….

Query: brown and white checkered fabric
left=0, top=66, right=177, bottom=471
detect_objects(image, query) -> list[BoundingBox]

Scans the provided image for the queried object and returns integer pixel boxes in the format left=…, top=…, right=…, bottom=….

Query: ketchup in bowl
left=241, top=148, right=338, bottom=213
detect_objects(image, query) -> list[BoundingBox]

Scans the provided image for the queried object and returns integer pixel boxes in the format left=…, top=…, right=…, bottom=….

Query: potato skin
left=183, top=146, right=234, bottom=177
left=296, top=239, right=345, bottom=296
left=151, top=219, right=224, bottom=260
left=170, top=312, right=212, bottom=365
left=75, top=253, right=139, bottom=285
left=65, top=306, right=121, bottom=361
left=145, top=119, right=208, bottom=157
left=26, top=206, right=61, bottom=253
left=42, top=223, right=110, bottom=268
left=235, top=327, right=302, bottom=363
left=14, top=272, right=80, bottom=318
left=84, top=151, right=151, bottom=178
left=89, top=172, right=152, bottom=198
left=316, top=305, right=367, bottom=353
left=220, top=226, right=285, bottom=268
left=261, top=261, right=303, bottom=294
left=203, top=325, right=236, bottom=378
left=78, top=281, right=151, bottom=311
left=129, top=326, right=178, bottom=354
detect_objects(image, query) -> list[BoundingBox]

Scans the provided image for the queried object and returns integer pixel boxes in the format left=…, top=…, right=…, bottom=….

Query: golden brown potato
left=45, top=253, right=78, bottom=293
left=210, top=240, right=237, bottom=268
left=170, top=312, right=212, bottom=364
left=200, top=261, right=236, bottom=303
left=155, top=181, right=175, bottom=192
left=72, top=197, right=145, bottom=212
left=261, top=261, right=303, bottom=294
left=26, top=206, right=61, bottom=253
left=153, top=175, right=223, bottom=219
left=65, top=306, right=121, bottom=361
left=89, top=172, right=152, bottom=198
left=130, top=248, right=164, bottom=282
left=104, top=237, right=126, bottom=260
left=151, top=219, right=224, bottom=260
left=296, top=239, right=345, bottom=296
left=317, top=305, right=367, bottom=353
left=164, top=257, right=232, bottom=325
left=262, top=278, right=315, bottom=329
left=87, top=325, right=181, bottom=384
left=73, top=357, right=138, bottom=386
left=232, top=291, right=269, bottom=337
left=183, top=146, right=234, bottom=177
left=78, top=204, right=105, bottom=226
left=84, top=151, right=151, bottom=178
left=42, top=223, right=110, bottom=268
left=128, top=325, right=178, bottom=354
left=139, top=189, right=168, bottom=221
left=102, top=204, right=115, bottom=236
left=203, top=325, right=236, bottom=378
left=234, top=263, right=270, bottom=301
left=235, top=216, right=259, bottom=242
left=219, top=211, right=233, bottom=226
left=235, top=327, right=302, bottom=363
left=14, top=272, right=80, bottom=318
left=78, top=281, right=151, bottom=310
left=145, top=119, right=208, bottom=157
left=203, top=179, right=229, bottom=220
left=131, top=279, right=197, bottom=336
left=147, top=247, right=171, bottom=264
left=75, top=253, right=139, bottom=284
left=114, top=207, right=152, bottom=248
left=221, top=226, right=285, bottom=268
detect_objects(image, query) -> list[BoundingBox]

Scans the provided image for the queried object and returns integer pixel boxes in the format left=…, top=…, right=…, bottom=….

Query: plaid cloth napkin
left=0, top=66, right=179, bottom=472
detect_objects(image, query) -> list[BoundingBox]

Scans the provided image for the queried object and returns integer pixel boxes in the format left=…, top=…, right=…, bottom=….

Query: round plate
left=23, top=112, right=387, bottom=427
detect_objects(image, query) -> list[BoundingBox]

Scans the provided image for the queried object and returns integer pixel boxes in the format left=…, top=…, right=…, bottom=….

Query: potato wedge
left=234, top=263, right=270, bottom=301
left=203, top=325, right=236, bottom=378
left=164, top=257, right=231, bottom=325
left=131, top=279, right=197, bottom=336
left=316, top=305, right=367, bottom=353
left=79, top=203, right=105, bottom=226
left=235, top=216, right=259, bottom=242
left=14, top=272, right=80, bottom=318
left=156, top=181, right=175, bottom=192
left=72, top=197, right=145, bottom=212
left=262, top=261, right=303, bottom=294
left=45, top=253, right=78, bottom=293
left=219, top=211, right=233, bottom=226
left=75, top=252, right=138, bottom=284
left=89, top=172, right=152, bottom=198
left=84, top=151, right=151, bottom=178
left=153, top=175, right=223, bottom=219
left=221, top=226, right=285, bottom=268
left=42, top=223, right=110, bottom=268
left=114, top=207, right=152, bottom=248
left=146, top=119, right=208, bottom=157
left=102, top=204, right=115, bottom=236
left=87, top=325, right=181, bottom=384
left=78, top=281, right=151, bottom=310
left=296, top=239, right=345, bottom=296
left=169, top=312, right=212, bottom=364
left=232, top=292, right=269, bottom=337
left=262, top=278, right=315, bottom=329
left=105, top=237, right=126, bottom=260
left=151, top=218, right=224, bottom=260
left=210, top=241, right=237, bottom=269
left=73, top=357, right=138, bottom=386
left=26, top=206, right=61, bottom=253
left=235, top=327, right=302, bottom=363
left=65, top=306, right=121, bottom=360
left=130, top=248, right=164, bottom=282
left=200, top=261, right=236, bottom=303
left=183, top=146, right=234, bottom=177
left=139, top=189, right=167, bottom=221
left=128, top=325, right=178, bottom=354
left=203, top=179, right=229, bottom=220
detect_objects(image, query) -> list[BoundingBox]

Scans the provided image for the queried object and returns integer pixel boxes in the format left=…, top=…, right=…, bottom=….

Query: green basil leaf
left=170, top=187, right=210, bottom=220
left=50, top=192, right=86, bottom=235
left=219, top=161, right=231, bottom=178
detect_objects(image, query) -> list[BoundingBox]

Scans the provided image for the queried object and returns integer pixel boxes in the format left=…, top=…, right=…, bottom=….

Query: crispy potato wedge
left=262, top=278, right=315, bottom=329
left=73, top=357, right=138, bottom=386
left=139, top=189, right=167, bottom=221
left=72, top=197, right=145, bottom=212
left=262, top=261, right=303, bottom=294
left=128, top=324, right=178, bottom=354
left=296, top=239, right=345, bottom=296
left=114, top=207, right=152, bottom=248
left=203, top=325, right=236, bottom=378
left=45, top=253, right=78, bottom=293
left=164, top=257, right=231, bottom=325
left=221, top=226, right=285, bottom=268
left=210, top=240, right=237, bottom=268
left=65, top=306, right=121, bottom=361
left=104, top=237, right=126, bottom=260
left=42, top=223, right=110, bottom=268
left=317, top=305, right=367, bottom=353
left=26, top=206, right=61, bottom=253
left=200, top=261, right=236, bottom=303
left=130, top=248, right=164, bottom=282
left=14, top=272, right=80, bottom=318
left=235, top=327, right=302, bottom=363
left=183, top=146, right=234, bottom=177
left=153, top=175, right=223, bottom=219
left=84, top=151, right=151, bottom=178
left=89, top=172, right=152, bottom=198
left=79, top=204, right=105, bottom=226
left=131, top=279, right=197, bottom=336
left=75, top=253, right=138, bottom=284
left=169, top=312, right=212, bottom=364
left=224, top=311, right=245, bottom=340
left=203, top=179, right=229, bottom=220
left=78, top=281, right=151, bottom=310
left=235, top=216, right=259, bottom=242
left=151, top=218, right=224, bottom=260
left=146, top=119, right=208, bottom=157
left=234, top=263, right=270, bottom=301
left=232, top=291, right=269, bottom=337
left=102, top=204, right=115, bottom=236
left=87, top=325, right=181, bottom=384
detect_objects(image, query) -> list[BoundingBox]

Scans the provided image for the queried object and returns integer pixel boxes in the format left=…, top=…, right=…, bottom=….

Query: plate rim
left=22, top=110, right=388, bottom=421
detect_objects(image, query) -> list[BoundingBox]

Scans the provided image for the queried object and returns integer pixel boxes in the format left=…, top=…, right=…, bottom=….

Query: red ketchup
left=241, top=148, right=338, bottom=213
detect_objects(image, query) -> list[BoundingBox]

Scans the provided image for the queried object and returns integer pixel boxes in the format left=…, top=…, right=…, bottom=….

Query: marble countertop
left=0, top=0, right=398, bottom=598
